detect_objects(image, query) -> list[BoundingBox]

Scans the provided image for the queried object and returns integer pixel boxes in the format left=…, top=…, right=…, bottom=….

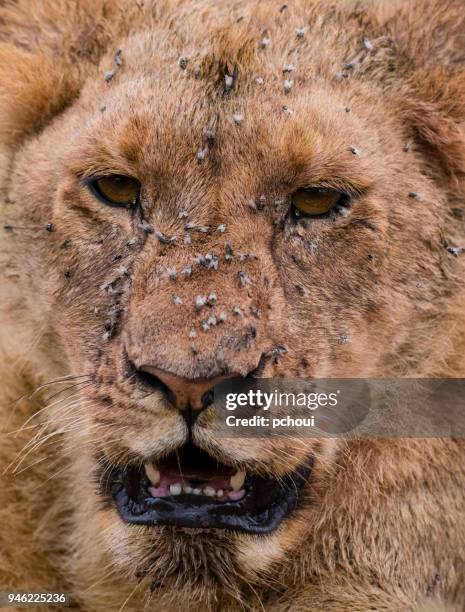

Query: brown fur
left=0, top=0, right=464, bottom=610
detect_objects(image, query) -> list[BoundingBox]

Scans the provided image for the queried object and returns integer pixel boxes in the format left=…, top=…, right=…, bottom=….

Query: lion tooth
left=170, top=483, right=182, bottom=496
left=144, top=463, right=160, bottom=486
left=230, top=470, right=246, bottom=492
left=204, top=486, right=215, bottom=497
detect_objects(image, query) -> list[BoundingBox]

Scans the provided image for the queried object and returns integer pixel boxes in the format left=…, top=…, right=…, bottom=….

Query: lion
left=0, top=0, right=464, bottom=610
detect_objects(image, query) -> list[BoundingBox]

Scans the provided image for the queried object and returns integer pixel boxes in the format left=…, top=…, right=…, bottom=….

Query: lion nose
left=136, top=365, right=233, bottom=416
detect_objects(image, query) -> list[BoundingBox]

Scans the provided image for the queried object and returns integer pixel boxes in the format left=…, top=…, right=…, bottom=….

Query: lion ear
left=0, top=43, right=81, bottom=148
left=373, top=0, right=465, bottom=69
left=371, top=0, right=465, bottom=181
left=401, top=68, right=465, bottom=180
left=0, top=0, right=115, bottom=150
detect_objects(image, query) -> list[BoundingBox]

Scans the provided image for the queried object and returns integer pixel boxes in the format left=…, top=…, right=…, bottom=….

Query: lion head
left=1, top=0, right=464, bottom=609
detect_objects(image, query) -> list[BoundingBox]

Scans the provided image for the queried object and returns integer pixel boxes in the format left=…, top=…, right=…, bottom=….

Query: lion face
left=2, top=0, right=464, bottom=603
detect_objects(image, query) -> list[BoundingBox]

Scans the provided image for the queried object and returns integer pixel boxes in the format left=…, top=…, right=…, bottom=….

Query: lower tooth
left=216, top=489, right=223, bottom=498
left=192, top=488, right=201, bottom=495
left=170, top=483, right=182, bottom=495
left=184, top=486, right=193, bottom=494
left=144, top=462, right=160, bottom=486
left=230, top=470, right=246, bottom=492
left=204, top=486, right=215, bottom=497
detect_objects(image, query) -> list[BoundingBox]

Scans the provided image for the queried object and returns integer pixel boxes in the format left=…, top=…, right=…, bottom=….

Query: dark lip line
left=104, top=457, right=314, bottom=535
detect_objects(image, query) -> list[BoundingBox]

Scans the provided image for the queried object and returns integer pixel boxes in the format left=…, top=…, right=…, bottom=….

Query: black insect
left=114, top=49, right=123, bottom=67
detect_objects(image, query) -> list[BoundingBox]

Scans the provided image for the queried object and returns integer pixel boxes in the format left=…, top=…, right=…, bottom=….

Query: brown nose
left=137, top=365, right=232, bottom=413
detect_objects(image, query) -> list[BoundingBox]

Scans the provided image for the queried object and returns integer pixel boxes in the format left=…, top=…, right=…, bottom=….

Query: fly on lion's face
left=1, top=0, right=465, bottom=609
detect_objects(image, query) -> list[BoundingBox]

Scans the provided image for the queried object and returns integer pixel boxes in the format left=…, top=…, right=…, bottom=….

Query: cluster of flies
left=158, top=223, right=263, bottom=349
left=5, top=10, right=462, bottom=363
left=92, top=202, right=267, bottom=352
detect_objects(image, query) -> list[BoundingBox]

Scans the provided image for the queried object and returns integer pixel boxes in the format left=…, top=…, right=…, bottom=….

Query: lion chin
left=1, top=0, right=465, bottom=610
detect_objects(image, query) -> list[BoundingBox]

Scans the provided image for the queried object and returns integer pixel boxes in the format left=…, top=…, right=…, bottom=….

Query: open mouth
left=104, top=443, right=312, bottom=534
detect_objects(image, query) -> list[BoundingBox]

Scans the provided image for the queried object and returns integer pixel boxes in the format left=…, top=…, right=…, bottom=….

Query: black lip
left=103, top=452, right=313, bottom=535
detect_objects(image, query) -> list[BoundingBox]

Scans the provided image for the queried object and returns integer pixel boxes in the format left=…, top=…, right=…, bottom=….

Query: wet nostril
left=134, top=366, right=176, bottom=406
left=135, top=364, right=227, bottom=414
left=128, top=358, right=266, bottom=422
left=134, top=363, right=216, bottom=426
left=201, top=389, right=214, bottom=410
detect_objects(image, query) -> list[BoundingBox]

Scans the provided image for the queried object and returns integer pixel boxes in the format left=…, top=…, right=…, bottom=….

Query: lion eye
left=291, top=188, right=346, bottom=217
left=88, top=175, right=141, bottom=207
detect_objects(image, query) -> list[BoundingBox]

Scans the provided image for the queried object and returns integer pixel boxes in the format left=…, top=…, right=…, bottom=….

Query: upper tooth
left=144, top=462, right=160, bottom=486
left=230, top=470, right=246, bottom=492
left=170, top=483, right=182, bottom=495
